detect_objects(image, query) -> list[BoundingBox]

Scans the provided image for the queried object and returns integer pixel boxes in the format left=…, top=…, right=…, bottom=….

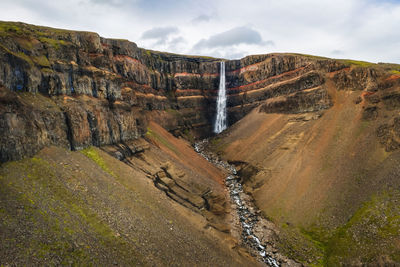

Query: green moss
left=41, top=67, right=54, bottom=73
left=295, top=190, right=400, bottom=266
left=0, top=43, right=52, bottom=68
left=0, top=22, right=23, bottom=35
left=144, top=48, right=220, bottom=61
left=38, top=36, right=67, bottom=50
left=339, top=59, right=375, bottom=68
left=274, top=190, right=400, bottom=266
left=144, top=49, right=151, bottom=57
left=17, top=38, right=35, bottom=50
left=80, top=147, right=116, bottom=177
left=276, top=222, right=326, bottom=266
left=290, top=53, right=331, bottom=61
left=32, top=55, right=51, bottom=67
left=390, top=70, right=400, bottom=75
left=165, top=108, right=179, bottom=115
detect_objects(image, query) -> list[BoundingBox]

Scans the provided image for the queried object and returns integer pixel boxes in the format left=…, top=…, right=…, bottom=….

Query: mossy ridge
left=286, top=53, right=375, bottom=67
left=0, top=21, right=77, bottom=37
left=38, top=36, right=68, bottom=50
left=0, top=42, right=52, bottom=68
left=0, top=156, right=143, bottom=266
left=0, top=21, right=70, bottom=57
left=0, top=21, right=24, bottom=35
left=276, top=222, right=326, bottom=266
left=323, top=190, right=400, bottom=265
left=143, top=48, right=220, bottom=61
left=0, top=43, right=33, bottom=66
left=338, top=59, right=375, bottom=68
left=80, top=147, right=116, bottom=177
left=283, top=190, right=400, bottom=266
left=391, top=70, right=400, bottom=75
left=290, top=53, right=332, bottom=61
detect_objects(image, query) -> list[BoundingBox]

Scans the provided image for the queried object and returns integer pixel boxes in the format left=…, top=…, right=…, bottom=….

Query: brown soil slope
left=213, top=72, right=400, bottom=265
left=0, top=141, right=257, bottom=266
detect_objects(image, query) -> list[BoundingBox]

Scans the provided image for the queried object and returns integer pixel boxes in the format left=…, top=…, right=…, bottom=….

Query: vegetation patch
left=0, top=155, right=142, bottom=266
left=38, top=36, right=67, bottom=50
left=276, top=222, right=326, bottom=266
left=291, top=53, right=331, bottom=61
left=322, top=190, right=400, bottom=265
left=339, top=59, right=375, bottom=68
left=278, top=190, right=400, bottom=266
left=80, top=147, right=116, bottom=177
left=0, top=22, right=23, bottom=35
left=32, top=55, right=51, bottom=67
left=0, top=43, right=52, bottom=68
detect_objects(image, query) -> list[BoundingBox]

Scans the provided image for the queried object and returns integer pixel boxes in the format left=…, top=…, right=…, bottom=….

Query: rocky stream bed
left=194, top=139, right=287, bottom=267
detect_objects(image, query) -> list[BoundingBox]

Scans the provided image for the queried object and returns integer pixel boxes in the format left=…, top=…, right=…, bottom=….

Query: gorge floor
left=194, top=139, right=301, bottom=267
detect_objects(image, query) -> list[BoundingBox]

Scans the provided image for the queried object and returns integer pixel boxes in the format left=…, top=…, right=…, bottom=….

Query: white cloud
left=191, top=14, right=213, bottom=24
left=141, top=26, right=179, bottom=45
left=0, top=0, right=400, bottom=62
left=193, top=26, right=264, bottom=49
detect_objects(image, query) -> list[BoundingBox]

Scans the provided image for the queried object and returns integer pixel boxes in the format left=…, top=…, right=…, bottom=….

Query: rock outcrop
left=1, top=21, right=400, bottom=163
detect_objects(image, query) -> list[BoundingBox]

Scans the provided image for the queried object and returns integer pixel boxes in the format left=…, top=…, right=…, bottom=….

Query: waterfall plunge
left=214, top=61, right=227, bottom=134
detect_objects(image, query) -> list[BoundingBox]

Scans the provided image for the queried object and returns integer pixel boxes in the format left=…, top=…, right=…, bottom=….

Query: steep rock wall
left=0, top=21, right=399, bottom=162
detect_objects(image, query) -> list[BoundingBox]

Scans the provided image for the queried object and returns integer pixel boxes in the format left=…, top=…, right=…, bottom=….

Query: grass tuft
left=80, top=147, right=116, bottom=177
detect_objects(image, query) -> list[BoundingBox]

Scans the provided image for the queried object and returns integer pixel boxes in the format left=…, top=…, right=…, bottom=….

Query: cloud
left=331, top=50, right=344, bottom=55
left=141, top=26, right=179, bottom=39
left=225, top=51, right=246, bottom=59
left=2, top=0, right=400, bottom=63
left=89, top=0, right=127, bottom=5
left=141, top=26, right=179, bottom=45
left=169, top=36, right=185, bottom=46
left=167, top=36, right=186, bottom=51
left=191, top=14, right=212, bottom=24
left=193, top=26, right=266, bottom=50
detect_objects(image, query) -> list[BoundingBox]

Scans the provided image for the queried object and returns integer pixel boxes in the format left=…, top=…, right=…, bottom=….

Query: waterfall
left=214, top=61, right=227, bottom=134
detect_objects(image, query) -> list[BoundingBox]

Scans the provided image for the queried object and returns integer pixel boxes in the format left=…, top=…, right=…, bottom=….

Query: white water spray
left=214, top=61, right=227, bottom=134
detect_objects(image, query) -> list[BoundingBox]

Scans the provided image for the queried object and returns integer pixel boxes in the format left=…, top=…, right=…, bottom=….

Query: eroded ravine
left=194, top=139, right=292, bottom=267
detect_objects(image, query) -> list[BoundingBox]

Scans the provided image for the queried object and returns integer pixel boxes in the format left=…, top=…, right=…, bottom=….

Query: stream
left=194, top=139, right=280, bottom=267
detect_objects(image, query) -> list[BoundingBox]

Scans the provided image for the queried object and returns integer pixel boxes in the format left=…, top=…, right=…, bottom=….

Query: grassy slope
left=214, top=86, right=400, bottom=265
left=0, top=144, right=251, bottom=266
left=0, top=21, right=73, bottom=68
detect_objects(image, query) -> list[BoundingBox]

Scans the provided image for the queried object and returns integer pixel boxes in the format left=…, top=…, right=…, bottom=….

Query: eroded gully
left=194, top=139, right=300, bottom=267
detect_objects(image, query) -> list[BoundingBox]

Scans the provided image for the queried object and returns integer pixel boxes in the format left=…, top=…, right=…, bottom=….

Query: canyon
left=1, top=21, right=400, bottom=266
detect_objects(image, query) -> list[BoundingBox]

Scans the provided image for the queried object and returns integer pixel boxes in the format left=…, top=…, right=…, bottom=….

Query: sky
left=1, top=0, right=400, bottom=63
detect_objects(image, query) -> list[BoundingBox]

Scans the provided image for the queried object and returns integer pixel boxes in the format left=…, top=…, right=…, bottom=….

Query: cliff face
left=0, top=21, right=384, bottom=162
left=2, top=22, right=398, bottom=163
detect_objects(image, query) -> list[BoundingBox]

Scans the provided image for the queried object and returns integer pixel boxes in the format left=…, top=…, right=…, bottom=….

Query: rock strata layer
left=0, top=21, right=399, bottom=162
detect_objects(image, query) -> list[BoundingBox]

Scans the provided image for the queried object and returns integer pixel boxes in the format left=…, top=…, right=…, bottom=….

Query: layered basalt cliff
left=1, top=21, right=399, bottom=163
